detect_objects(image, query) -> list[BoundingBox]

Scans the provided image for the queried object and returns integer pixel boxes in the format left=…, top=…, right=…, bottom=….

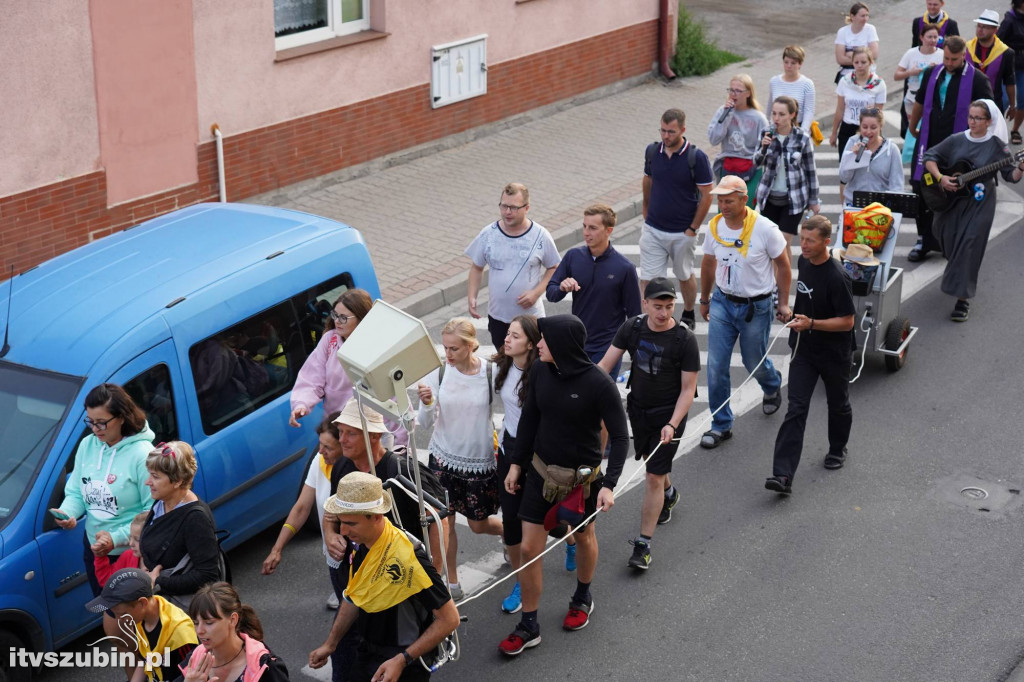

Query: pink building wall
left=191, top=0, right=660, bottom=142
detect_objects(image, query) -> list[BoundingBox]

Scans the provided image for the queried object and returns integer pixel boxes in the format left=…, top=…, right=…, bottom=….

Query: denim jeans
left=707, top=291, right=782, bottom=433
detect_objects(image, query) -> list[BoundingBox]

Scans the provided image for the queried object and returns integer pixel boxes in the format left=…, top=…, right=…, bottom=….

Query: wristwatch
left=699, top=298, right=711, bottom=305
left=401, top=651, right=414, bottom=666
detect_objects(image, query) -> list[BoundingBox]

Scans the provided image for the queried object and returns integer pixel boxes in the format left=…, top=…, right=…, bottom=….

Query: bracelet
left=809, top=319, right=815, bottom=331
left=699, top=298, right=711, bottom=305
left=401, top=651, right=414, bottom=666
left=666, top=423, right=677, bottom=431
left=283, top=523, right=297, bottom=535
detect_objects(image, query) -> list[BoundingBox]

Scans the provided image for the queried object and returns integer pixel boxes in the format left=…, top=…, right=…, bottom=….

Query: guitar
left=921, top=148, right=1024, bottom=213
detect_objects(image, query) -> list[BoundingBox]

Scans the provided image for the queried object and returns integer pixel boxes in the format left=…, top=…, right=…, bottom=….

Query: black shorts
left=627, top=401, right=685, bottom=476
left=428, top=455, right=500, bottom=521
left=517, top=461, right=602, bottom=529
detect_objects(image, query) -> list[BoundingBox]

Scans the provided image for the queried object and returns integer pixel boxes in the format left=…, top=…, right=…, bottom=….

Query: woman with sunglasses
left=830, top=47, right=887, bottom=161
left=289, top=289, right=407, bottom=445
left=50, top=383, right=156, bottom=595
left=838, top=107, right=905, bottom=205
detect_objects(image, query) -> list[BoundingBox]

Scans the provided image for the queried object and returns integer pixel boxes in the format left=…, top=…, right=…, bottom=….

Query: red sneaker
left=562, top=598, right=594, bottom=631
left=498, top=626, right=541, bottom=656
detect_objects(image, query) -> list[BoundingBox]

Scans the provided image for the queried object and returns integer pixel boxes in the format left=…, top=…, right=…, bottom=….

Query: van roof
left=0, top=203, right=362, bottom=375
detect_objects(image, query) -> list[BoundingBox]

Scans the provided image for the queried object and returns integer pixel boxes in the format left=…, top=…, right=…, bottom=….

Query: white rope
left=848, top=310, right=873, bottom=384
left=454, top=319, right=797, bottom=609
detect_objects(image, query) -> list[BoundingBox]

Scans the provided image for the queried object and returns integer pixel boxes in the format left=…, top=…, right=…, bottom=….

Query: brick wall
left=0, top=19, right=657, bottom=276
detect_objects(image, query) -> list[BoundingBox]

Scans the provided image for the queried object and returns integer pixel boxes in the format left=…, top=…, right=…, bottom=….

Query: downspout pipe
left=211, top=123, right=227, bottom=202
left=658, top=0, right=676, bottom=80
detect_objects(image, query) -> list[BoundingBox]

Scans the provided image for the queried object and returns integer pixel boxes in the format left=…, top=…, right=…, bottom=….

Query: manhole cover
left=960, top=486, right=989, bottom=500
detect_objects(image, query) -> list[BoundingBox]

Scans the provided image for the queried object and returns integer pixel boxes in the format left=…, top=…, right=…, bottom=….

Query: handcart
left=842, top=191, right=920, bottom=372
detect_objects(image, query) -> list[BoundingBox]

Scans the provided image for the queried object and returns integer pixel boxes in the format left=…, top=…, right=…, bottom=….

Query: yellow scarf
left=967, top=37, right=1010, bottom=71
left=708, top=209, right=758, bottom=259
left=922, top=11, right=948, bottom=30
left=136, top=596, right=199, bottom=681
left=318, top=454, right=332, bottom=483
left=345, top=518, right=432, bottom=613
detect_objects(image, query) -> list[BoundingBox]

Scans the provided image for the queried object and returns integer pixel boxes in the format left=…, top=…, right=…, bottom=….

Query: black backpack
left=623, top=314, right=698, bottom=398
left=645, top=141, right=700, bottom=202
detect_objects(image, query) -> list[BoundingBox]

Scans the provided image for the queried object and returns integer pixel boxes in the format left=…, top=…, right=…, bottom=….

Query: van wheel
left=0, top=630, right=33, bottom=682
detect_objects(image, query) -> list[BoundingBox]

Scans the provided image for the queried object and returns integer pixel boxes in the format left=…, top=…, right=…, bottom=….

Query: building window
left=274, top=0, right=371, bottom=49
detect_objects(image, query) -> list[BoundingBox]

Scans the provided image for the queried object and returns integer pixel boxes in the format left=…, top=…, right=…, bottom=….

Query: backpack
left=623, top=315, right=698, bottom=398
left=645, top=141, right=700, bottom=201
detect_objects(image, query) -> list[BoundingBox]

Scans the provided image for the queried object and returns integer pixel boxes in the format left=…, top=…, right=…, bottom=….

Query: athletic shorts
left=627, top=401, right=686, bottom=476
left=517, top=461, right=602, bottom=529
left=429, top=455, right=501, bottom=521
left=639, top=223, right=697, bottom=281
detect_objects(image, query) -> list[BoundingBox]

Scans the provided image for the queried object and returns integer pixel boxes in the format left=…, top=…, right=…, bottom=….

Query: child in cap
left=85, top=568, right=197, bottom=682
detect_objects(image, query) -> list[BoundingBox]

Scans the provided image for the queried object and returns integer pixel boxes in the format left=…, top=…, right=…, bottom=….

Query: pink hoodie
left=180, top=633, right=286, bottom=682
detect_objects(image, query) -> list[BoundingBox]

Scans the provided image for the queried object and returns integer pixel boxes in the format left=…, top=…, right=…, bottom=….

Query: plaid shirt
left=753, top=126, right=820, bottom=212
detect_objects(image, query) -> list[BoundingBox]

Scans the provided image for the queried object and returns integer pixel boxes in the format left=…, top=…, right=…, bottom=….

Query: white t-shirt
left=465, top=221, right=560, bottom=323
left=835, top=24, right=880, bottom=76
left=303, top=453, right=339, bottom=568
left=836, top=76, right=887, bottom=125
left=702, top=211, right=788, bottom=297
left=498, top=362, right=525, bottom=440
left=417, top=359, right=495, bottom=474
left=897, top=47, right=944, bottom=108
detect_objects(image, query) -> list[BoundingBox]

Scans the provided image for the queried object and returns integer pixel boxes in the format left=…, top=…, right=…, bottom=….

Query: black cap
left=643, top=277, right=677, bottom=300
left=84, top=568, right=153, bottom=613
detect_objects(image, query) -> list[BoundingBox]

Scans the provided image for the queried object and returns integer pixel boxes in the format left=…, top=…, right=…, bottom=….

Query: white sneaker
left=326, top=591, right=340, bottom=610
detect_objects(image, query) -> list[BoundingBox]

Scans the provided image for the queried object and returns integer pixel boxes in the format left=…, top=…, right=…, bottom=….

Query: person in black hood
left=498, top=315, right=628, bottom=656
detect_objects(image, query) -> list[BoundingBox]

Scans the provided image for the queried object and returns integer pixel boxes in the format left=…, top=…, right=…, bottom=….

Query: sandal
left=951, top=300, right=970, bottom=322
left=700, top=429, right=732, bottom=449
left=1012, top=131, right=1022, bottom=145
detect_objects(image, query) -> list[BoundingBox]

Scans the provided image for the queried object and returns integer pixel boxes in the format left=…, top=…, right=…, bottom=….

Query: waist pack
left=531, top=454, right=601, bottom=503
left=842, top=202, right=894, bottom=252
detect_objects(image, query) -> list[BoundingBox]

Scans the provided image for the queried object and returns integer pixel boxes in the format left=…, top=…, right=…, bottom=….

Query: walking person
left=709, top=75, right=770, bottom=203
left=998, top=0, right=1024, bottom=143
left=637, top=110, right=713, bottom=330
left=491, top=315, right=540, bottom=613
left=896, top=22, right=945, bottom=138
left=597, top=278, right=699, bottom=571
left=908, top=36, right=994, bottom=262
left=416, top=318, right=503, bottom=601
left=966, top=10, right=1017, bottom=114
left=835, top=3, right=880, bottom=81
left=768, top=45, right=817, bottom=130
left=922, top=99, right=1022, bottom=321
left=499, top=315, right=629, bottom=656
left=839, top=107, right=906, bottom=205
left=912, top=0, right=959, bottom=48
left=765, top=216, right=856, bottom=495
left=466, top=183, right=561, bottom=349
left=753, top=96, right=821, bottom=237
left=698, top=176, right=792, bottom=450
left=830, top=47, right=888, bottom=161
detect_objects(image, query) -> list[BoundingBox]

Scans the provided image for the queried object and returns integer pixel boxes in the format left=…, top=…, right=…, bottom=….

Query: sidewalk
left=249, top=0, right=997, bottom=318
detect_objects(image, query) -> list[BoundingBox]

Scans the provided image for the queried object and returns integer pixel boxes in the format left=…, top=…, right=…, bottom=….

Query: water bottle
left=617, top=370, right=630, bottom=384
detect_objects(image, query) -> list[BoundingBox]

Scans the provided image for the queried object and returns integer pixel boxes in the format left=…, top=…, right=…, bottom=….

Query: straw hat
left=324, top=471, right=392, bottom=515
left=333, top=398, right=388, bottom=433
left=840, top=243, right=880, bottom=266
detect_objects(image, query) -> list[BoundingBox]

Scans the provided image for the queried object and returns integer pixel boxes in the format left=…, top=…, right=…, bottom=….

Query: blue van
left=0, top=203, right=379, bottom=671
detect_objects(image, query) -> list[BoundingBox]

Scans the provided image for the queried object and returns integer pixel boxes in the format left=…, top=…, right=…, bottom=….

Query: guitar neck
left=957, top=150, right=1024, bottom=185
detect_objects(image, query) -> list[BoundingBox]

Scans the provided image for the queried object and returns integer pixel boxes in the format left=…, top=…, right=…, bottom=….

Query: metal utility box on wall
left=431, top=35, right=487, bottom=108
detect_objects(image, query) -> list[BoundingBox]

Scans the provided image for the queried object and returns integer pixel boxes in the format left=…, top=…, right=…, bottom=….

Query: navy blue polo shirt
left=644, top=139, right=713, bottom=233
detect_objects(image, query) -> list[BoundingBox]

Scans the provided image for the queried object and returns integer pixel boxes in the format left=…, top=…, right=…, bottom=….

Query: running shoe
left=627, top=540, right=651, bottom=570
left=501, top=582, right=522, bottom=614
left=562, top=598, right=594, bottom=631
left=658, top=488, right=680, bottom=525
left=326, top=591, right=340, bottom=610
left=498, top=625, right=541, bottom=656
left=565, top=543, right=577, bottom=572
left=448, top=584, right=464, bottom=601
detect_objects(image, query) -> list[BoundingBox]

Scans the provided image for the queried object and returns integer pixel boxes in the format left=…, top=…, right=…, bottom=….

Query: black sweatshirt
left=512, top=315, right=629, bottom=489
left=139, top=500, right=222, bottom=596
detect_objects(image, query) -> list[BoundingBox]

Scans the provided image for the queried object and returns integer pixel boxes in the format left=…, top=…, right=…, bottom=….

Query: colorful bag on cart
left=842, top=202, right=893, bottom=251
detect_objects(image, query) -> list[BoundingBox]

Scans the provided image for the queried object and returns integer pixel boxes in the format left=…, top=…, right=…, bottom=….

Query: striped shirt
left=768, top=74, right=816, bottom=130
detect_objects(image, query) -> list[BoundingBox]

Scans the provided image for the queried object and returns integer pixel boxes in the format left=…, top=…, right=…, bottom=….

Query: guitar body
left=921, top=159, right=975, bottom=213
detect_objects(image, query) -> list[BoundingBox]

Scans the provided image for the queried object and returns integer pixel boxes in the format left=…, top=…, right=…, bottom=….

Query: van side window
left=123, top=364, right=178, bottom=444
left=291, top=272, right=356, bottom=353
left=189, top=302, right=302, bottom=434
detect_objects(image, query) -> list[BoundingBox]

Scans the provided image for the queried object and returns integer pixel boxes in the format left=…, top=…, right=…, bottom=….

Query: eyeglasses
left=330, top=310, right=353, bottom=324
left=83, top=416, right=117, bottom=431
left=498, top=203, right=527, bottom=212
left=967, top=115, right=990, bottom=122
left=726, top=88, right=747, bottom=95
left=154, top=442, right=176, bottom=459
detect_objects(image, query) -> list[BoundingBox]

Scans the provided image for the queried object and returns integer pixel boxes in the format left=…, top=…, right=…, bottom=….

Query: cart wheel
left=884, top=316, right=911, bottom=372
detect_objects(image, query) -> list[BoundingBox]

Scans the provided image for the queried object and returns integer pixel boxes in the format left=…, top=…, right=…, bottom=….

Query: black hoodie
left=512, top=315, right=629, bottom=489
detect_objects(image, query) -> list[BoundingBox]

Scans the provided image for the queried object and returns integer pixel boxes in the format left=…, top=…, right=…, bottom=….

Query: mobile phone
left=49, top=509, right=71, bottom=521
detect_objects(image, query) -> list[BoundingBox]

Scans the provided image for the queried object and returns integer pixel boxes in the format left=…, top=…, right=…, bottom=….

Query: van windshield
left=0, top=362, right=82, bottom=522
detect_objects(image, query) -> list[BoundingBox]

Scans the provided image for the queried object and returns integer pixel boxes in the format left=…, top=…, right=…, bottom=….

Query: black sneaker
left=824, top=448, right=847, bottom=470
left=627, top=540, right=651, bottom=570
left=907, top=237, right=930, bottom=263
left=657, top=488, right=679, bottom=525
left=764, top=476, right=792, bottom=494
left=680, top=309, right=696, bottom=331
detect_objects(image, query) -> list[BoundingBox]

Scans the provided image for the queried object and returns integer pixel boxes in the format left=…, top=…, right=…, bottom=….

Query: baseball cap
left=974, top=9, right=1000, bottom=26
left=643, top=277, right=677, bottom=300
left=709, top=175, right=748, bottom=196
left=84, top=568, right=153, bottom=613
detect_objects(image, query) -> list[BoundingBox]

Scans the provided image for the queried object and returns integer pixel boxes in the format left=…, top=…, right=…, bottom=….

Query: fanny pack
left=531, top=454, right=601, bottom=503
left=721, top=157, right=754, bottom=174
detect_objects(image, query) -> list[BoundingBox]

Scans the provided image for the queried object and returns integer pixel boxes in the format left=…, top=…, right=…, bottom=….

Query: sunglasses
left=154, top=442, right=176, bottom=459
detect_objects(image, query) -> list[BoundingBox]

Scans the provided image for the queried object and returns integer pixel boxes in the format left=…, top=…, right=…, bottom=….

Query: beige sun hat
left=324, top=471, right=392, bottom=515
left=840, top=243, right=881, bottom=267
left=333, top=398, right=388, bottom=433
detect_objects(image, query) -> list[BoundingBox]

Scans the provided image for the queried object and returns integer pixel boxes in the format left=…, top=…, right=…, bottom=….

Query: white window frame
left=274, top=0, right=371, bottom=51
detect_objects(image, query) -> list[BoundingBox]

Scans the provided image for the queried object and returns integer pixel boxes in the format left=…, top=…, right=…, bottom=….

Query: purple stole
left=913, top=62, right=976, bottom=180
left=914, top=14, right=952, bottom=47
